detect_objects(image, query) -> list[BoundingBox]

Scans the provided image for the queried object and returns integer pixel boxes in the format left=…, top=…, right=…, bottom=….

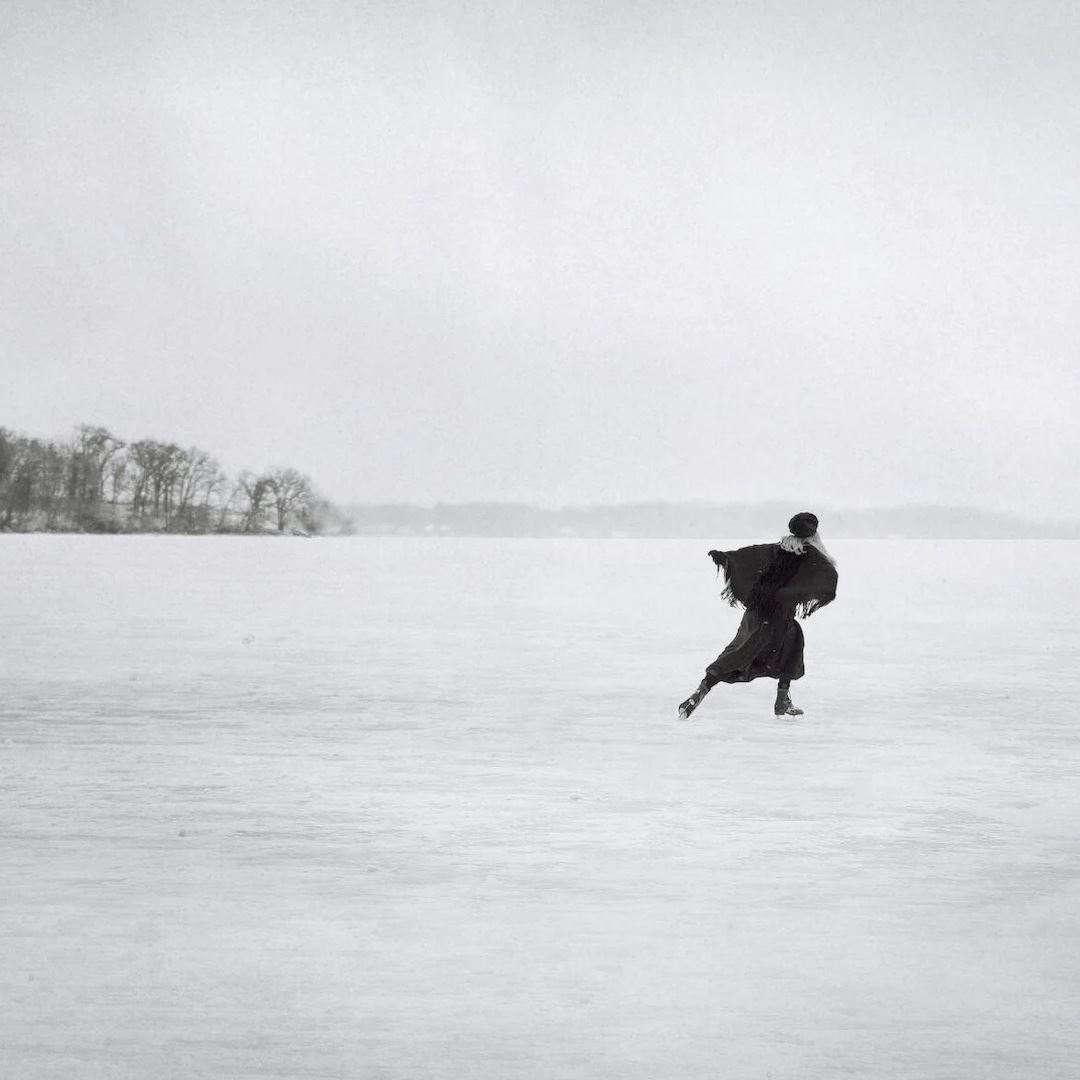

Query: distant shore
left=0, top=423, right=348, bottom=537
left=338, top=501, right=1080, bottom=540
left=5, top=501, right=1078, bottom=540
left=0, top=524, right=319, bottom=537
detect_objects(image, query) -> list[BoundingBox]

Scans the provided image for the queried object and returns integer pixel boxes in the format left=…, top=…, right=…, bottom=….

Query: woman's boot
left=678, top=680, right=711, bottom=720
left=774, top=682, right=803, bottom=716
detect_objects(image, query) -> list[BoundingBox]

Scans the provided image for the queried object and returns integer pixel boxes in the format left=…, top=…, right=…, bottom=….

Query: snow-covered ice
left=2, top=535, right=1078, bottom=1079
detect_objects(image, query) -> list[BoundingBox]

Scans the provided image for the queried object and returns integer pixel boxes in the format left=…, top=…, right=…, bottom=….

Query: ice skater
left=678, top=512, right=839, bottom=720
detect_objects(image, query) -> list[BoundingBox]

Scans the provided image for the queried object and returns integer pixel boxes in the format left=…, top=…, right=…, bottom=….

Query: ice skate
left=774, top=687, right=803, bottom=717
left=678, top=682, right=710, bottom=720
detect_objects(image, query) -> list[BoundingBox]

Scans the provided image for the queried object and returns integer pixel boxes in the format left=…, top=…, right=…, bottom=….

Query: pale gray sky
left=2, top=0, right=1078, bottom=514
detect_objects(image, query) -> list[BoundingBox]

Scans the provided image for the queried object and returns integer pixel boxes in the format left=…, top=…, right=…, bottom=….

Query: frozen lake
left=2, top=535, right=1079, bottom=1079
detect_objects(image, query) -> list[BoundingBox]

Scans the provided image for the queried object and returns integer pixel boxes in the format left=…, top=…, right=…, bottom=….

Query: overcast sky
left=2, top=0, right=1078, bottom=515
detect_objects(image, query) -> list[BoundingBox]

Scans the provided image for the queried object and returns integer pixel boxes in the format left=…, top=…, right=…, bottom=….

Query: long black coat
left=703, top=543, right=837, bottom=687
left=705, top=608, right=805, bottom=685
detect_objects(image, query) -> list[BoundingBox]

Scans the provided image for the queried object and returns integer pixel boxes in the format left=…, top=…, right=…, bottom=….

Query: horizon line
left=340, top=499, right=1080, bottom=524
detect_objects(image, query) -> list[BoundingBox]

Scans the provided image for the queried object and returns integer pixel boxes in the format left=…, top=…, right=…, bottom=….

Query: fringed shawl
left=714, top=543, right=838, bottom=620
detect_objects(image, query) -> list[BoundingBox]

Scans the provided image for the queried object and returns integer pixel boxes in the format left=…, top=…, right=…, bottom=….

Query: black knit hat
left=788, top=512, right=819, bottom=539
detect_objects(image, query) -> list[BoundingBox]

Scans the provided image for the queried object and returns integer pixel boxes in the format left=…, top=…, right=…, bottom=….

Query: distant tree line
left=0, top=423, right=349, bottom=534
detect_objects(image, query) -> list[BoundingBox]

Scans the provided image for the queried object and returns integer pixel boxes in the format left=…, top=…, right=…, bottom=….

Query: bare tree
left=0, top=428, right=15, bottom=523
left=215, top=479, right=246, bottom=531
left=174, top=448, right=222, bottom=529
left=199, top=463, right=228, bottom=525
left=60, top=425, right=126, bottom=527
left=26, top=440, right=69, bottom=528
left=127, top=440, right=158, bottom=517
left=0, top=428, right=29, bottom=528
left=72, top=425, right=124, bottom=502
left=237, top=471, right=273, bottom=533
left=107, top=455, right=129, bottom=505
left=155, top=444, right=184, bottom=524
left=267, top=468, right=314, bottom=533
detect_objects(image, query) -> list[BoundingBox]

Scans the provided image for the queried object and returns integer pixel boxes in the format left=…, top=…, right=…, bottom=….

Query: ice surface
left=2, top=536, right=1078, bottom=1079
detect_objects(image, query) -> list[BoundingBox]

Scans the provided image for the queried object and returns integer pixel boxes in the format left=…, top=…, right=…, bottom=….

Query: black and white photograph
left=3, top=1, right=1079, bottom=1077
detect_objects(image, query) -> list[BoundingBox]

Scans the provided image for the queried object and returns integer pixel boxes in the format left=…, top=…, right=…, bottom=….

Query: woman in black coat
left=678, top=512, right=838, bottom=720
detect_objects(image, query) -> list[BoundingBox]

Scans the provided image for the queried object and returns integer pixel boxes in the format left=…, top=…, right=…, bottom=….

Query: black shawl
left=712, top=543, right=838, bottom=620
